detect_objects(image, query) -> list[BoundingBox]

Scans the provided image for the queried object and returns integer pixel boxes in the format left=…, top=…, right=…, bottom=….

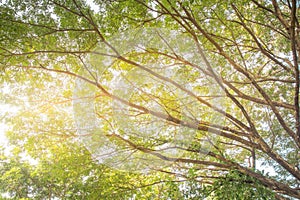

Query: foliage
left=0, top=0, right=300, bottom=199
left=202, top=170, right=275, bottom=200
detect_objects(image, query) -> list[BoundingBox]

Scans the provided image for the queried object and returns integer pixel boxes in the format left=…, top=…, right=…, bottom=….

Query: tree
left=0, top=0, right=299, bottom=199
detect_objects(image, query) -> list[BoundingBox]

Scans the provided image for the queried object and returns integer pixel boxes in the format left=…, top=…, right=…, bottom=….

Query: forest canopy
left=0, top=0, right=299, bottom=199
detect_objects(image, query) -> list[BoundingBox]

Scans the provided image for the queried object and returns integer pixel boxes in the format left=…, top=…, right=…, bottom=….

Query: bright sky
left=0, top=104, right=13, bottom=146
left=86, top=0, right=100, bottom=12
left=0, top=123, right=8, bottom=147
left=0, top=84, right=20, bottom=146
left=0, top=123, right=8, bottom=145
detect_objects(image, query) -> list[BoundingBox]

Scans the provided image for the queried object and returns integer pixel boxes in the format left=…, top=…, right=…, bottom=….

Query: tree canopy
left=0, top=0, right=299, bottom=199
